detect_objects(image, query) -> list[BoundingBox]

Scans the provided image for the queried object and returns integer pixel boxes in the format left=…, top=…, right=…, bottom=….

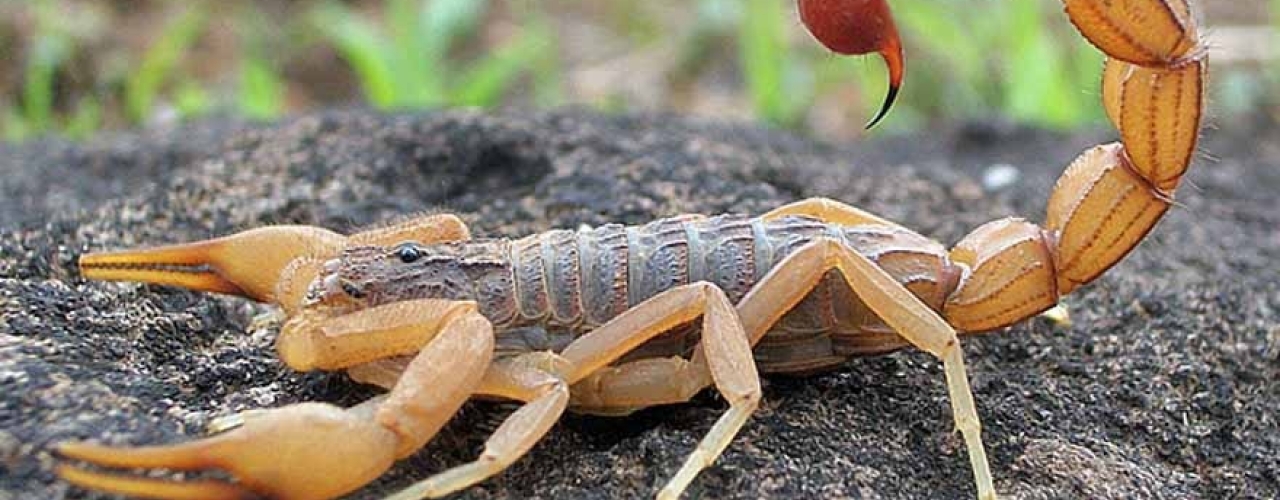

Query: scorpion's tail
left=797, top=0, right=903, bottom=129
left=79, top=226, right=346, bottom=304
left=942, top=0, right=1207, bottom=333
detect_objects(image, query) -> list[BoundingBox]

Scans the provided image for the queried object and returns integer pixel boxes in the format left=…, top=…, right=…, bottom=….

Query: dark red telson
left=797, top=0, right=904, bottom=128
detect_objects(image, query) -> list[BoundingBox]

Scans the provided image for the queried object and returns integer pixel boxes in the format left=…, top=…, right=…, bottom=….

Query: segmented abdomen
left=497, top=214, right=957, bottom=373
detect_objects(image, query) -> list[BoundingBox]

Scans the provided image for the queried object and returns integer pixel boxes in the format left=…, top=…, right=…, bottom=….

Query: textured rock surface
left=1, top=110, right=1277, bottom=499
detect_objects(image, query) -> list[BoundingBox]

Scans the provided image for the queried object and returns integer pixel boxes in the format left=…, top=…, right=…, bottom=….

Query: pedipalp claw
left=55, top=464, right=255, bottom=500
left=56, top=403, right=402, bottom=500
left=79, top=225, right=345, bottom=304
left=797, top=0, right=905, bottom=128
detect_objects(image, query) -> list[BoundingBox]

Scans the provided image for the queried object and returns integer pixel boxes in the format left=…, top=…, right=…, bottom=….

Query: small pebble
left=982, top=163, right=1020, bottom=191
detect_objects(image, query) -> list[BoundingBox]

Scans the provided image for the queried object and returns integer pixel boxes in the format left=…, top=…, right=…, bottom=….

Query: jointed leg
left=351, top=343, right=717, bottom=499
left=348, top=213, right=471, bottom=246
left=344, top=285, right=761, bottom=500
left=275, top=299, right=480, bottom=372
left=553, top=282, right=761, bottom=500
left=734, top=238, right=995, bottom=499
left=570, top=356, right=711, bottom=412
left=57, top=300, right=496, bottom=500
left=353, top=282, right=761, bottom=500
left=384, top=353, right=571, bottom=499
left=763, top=197, right=905, bottom=229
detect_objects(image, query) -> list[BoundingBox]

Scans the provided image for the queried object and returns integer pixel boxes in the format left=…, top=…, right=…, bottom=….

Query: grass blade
left=313, top=2, right=397, bottom=108
left=416, top=0, right=490, bottom=106
left=22, top=0, right=72, bottom=135
left=63, top=96, right=102, bottom=140
left=125, top=5, right=208, bottom=123
left=240, top=55, right=286, bottom=120
left=419, top=0, right=488, bottom=56
left=3, top=109, right=31, bottom=142
left=173, top=79, right=211, bottom=118
left=388, top=0, right=437, bottom=106
left=452, top=21, right=549, bottom=108
left=739, top=0, right=795, bottom=126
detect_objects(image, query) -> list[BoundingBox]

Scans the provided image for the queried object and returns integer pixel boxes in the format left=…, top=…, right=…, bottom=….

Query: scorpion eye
left=340, top=281, right=366, bottom=299
left=395, top=243, right=422, bottom=264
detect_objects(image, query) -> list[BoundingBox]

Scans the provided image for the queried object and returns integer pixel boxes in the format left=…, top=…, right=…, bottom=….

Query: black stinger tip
left=865, top=83, right=899, bottom=130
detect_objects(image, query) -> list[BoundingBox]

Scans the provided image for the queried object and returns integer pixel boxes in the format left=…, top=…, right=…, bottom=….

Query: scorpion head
left=308, top=241, right=477, bottom=310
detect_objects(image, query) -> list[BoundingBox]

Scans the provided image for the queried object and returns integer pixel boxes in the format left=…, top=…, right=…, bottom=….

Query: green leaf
left=452, top=22, right=548, bottom=108
left=416, top=0, right=490, bottom=105
left=313, top=2, right=397, bottom=108
left=173, top=80, right=211, bottom=118
left=3, top=109, right=31, bottom=143
left=239, top=55, right=286, bottom=120
left=63, top=96, right=102, bottom=140
left=520, top=12, right=563, bottom=107
left=125, top=6, right=208, bottom=123
left=22, top=0, right=73, bottom=134
left=420, top=0, right=488, bottom=55
left=388, top=0, right=437, bottom=106
left=740, top=0, right=798, bottom=126
left=1004, top=2, right=1062, bottom=124
left=892, top=0, right=989, bottom=118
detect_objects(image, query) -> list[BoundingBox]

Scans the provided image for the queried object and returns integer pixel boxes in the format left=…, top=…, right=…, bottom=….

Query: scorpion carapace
left=57, top=1, right=1206, bottom=499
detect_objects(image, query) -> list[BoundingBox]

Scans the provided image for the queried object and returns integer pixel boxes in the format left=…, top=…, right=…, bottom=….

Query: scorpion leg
left=352, top=282, right=756, bottom=499
left=762, top=196, right=905, bottom=229
left=348, top=213, right=471, bottom=246
left=57, top=299, right=496, bottom=500
left=274, top=299, right=481, bottom=372
left=553, top=282, right=760, bottom=500
left=382, top=353, right=571, bottom=499
left=735, top=238, right=995, bottom=499
left=570, top=356, right=712, bottom=413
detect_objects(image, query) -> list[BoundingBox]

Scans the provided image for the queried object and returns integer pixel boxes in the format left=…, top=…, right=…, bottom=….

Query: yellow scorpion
left=57, top=0, right=1206, bottom=498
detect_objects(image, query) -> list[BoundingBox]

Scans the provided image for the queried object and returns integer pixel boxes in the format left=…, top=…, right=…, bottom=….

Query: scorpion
left=55, top=0, right=1207, bottom=499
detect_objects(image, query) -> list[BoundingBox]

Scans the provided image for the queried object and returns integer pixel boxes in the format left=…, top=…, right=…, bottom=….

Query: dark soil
left=1, top=110, right=1277, bottom=500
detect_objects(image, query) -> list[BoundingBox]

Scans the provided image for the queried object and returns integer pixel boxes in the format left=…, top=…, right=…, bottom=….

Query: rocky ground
left=1, top=110, right=1277, bottom=499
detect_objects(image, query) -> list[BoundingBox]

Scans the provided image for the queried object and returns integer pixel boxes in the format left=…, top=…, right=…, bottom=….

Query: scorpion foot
left=56, top=403, right=401, bottom=500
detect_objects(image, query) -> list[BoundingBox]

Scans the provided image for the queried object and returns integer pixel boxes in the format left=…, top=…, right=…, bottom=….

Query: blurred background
left=1, top=0, right=1277, bottom=143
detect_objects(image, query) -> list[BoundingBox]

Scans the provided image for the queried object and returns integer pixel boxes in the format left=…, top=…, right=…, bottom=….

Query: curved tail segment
left=944, top=0, right=1206, bottom=333
left=797, top=0, right=904, bottom=129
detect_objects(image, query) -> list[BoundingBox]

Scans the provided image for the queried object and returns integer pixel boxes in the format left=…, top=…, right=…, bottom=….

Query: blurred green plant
left=739, top=0, right=810, bottom=127
left=680, top=0, right=1106, bottom=131
left=312, top=0, right=558, bottom=110
left=859, top=0, right=1104, bottom=129
left=18, top=0, right=67, bottom=136
left=3, top=0, right=99, bottom=141
left=125, top=6, right=208, bottom=123
left=1273, top=0, right=1280, bottom=99
left=1219, top=0, right=1280, bottom=116
left=236, top=5, right=288, bottom=121
left=5, top=0, right=1273, bottom=143
left=239, top=55, right=288, bottom=120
